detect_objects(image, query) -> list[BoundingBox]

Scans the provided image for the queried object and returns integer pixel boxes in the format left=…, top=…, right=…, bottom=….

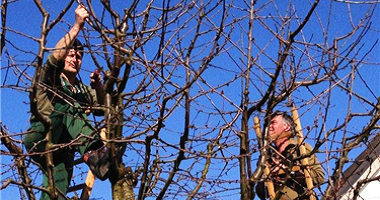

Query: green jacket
left=30, top=54, right=100, bottom=122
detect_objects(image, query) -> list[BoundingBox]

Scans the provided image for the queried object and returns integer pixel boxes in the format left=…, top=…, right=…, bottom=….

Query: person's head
left=63, top=39, right=84, bottom=76
left=268, top=111, right=295, bottom=141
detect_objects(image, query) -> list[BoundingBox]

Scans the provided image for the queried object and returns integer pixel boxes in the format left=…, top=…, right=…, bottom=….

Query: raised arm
left=52, top=5, right=88, bottom=60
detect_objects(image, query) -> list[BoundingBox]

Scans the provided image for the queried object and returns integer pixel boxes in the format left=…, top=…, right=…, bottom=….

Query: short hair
left=271, top=111, right=296, bottom=136
left=72, top=39, right=84, bottom=56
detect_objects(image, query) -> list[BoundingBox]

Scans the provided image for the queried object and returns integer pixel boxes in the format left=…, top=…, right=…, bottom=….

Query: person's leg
left=61, top=102, right=103, bottom=155
left=23, top=108, right=67, bottom=163
left=59, top=103, right=110, bottom=180
left=24, top=105, right=77, bottom=199
left=40, top=150, right=74, bottom=200
left=30, top=102, right=111, bottom=182
left=23, top=123, right=48, bottom=163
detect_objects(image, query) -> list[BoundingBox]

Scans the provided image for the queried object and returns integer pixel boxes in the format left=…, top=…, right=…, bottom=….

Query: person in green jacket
left=23, top=5, right=110, bottom=200
left=255, top=111, right=325, bottom=200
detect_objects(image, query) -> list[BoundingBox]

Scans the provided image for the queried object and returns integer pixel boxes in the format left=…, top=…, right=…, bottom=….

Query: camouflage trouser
left=23, top=102, right=102, bottom=200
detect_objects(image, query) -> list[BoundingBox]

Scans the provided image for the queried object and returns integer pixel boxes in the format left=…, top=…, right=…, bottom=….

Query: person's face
left=63, top=49, right=82, bottom=75
left=268, top=115, right=290, bottom=139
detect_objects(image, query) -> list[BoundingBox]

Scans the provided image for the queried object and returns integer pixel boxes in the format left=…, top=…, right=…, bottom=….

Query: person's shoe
left=83, top=146, right=110, bottom=181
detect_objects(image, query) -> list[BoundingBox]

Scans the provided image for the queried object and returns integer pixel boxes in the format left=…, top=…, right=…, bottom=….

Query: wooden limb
left=291, top=104, right=316, bottom=200
left=254, top=117, right=275, bottom=200
left=80, top=170, right=95, bottom=200
left=80, top=128, right=107, bottom=200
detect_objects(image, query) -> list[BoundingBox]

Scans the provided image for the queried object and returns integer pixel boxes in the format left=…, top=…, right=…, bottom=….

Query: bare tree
left=1, top=0, right=379, bottom=200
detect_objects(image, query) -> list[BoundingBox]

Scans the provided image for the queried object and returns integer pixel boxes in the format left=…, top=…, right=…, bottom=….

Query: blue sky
left=1, top=1, right=379, bottom=200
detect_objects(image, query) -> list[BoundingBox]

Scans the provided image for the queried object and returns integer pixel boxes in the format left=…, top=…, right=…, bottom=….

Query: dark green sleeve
left=30, top=55, right=65, bottom=121
left=40, top=54, right=65, bottom=87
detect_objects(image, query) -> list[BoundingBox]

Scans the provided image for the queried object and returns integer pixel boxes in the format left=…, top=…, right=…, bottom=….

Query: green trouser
left=24, top=102, right=102, bottom=200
